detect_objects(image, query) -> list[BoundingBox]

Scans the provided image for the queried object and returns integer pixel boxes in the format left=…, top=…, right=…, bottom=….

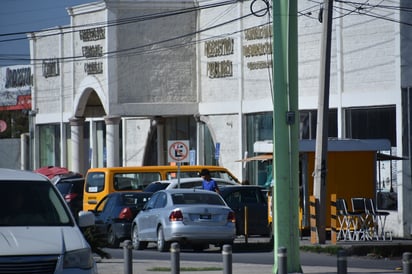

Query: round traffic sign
left=168, top=141, right=189, bottom=162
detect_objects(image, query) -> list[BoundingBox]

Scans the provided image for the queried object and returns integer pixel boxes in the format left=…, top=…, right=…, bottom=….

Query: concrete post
left=123, top=240, right=133, bottom=274
left=403, top=252, right=412, bottom=274
left=171, top=242, right=180, bottom=274
left=222, top=244, right=232, bottom=274
left=278, top=247, right=287, bottom=274
left=337, top=249, right=347, bottom=274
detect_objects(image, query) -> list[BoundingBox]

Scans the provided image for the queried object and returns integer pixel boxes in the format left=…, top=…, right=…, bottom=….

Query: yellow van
left=83, top=165, right=239, bottom=211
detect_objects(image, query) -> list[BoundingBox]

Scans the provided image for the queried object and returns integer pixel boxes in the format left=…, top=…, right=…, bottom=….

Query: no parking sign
left=167, top=140, right=190, bottom=163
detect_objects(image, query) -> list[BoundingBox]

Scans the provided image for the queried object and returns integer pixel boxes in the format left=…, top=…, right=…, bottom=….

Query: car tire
left=107, top=226, right=120, bottom=248
left=132, top=225, right=147, bottom=250
left=157, top=226, right=169, bottom=252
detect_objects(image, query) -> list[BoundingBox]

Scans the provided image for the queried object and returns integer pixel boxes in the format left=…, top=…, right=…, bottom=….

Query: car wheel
left=132, top=225, right=147, bottom=250
left=107, top=226, right=120, bottom=248
left=157, top=226, right=169, bottom=252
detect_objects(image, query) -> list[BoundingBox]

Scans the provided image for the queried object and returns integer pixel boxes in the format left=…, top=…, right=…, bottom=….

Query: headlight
left=63, top=248, right=94, bottom=269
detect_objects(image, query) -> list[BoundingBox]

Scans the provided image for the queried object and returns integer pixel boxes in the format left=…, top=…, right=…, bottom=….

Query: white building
left=28, top=0, right=412, bottom=238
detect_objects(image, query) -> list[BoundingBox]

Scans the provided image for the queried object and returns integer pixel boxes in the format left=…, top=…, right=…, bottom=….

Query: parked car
left=131, top=189, right=236, bottom=252
left=93, top=192, right=153, bottom=247
left=55, top=177, right=85, bottom=218
left=219, top=185, right=271, bottom=237
left=143, top=177, right=238, bottom=192
left=0, top=168, right=97, bottom=274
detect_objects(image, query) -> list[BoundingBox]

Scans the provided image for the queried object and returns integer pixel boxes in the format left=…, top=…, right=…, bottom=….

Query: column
left=104, top=115, right=121, bottom=167
left=69, top=117, right=85, bottom=174
left=154, top=116, right=165, bottom=165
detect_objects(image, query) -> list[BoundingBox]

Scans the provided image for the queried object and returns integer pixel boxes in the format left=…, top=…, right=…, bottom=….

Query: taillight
left=227, top=211, right=236, bottom=223
left=64, top=193, right=78, bottom=203
left=119, top=207, right=133, bottom=220
left=169, top=210, right=183, bottom=221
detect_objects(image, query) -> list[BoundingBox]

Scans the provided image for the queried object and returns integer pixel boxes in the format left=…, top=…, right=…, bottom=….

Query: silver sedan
left=131, top=189, right=236, bottom=252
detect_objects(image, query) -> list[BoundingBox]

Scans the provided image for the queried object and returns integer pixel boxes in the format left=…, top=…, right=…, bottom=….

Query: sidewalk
left=95, top=258, right=401, bottom=274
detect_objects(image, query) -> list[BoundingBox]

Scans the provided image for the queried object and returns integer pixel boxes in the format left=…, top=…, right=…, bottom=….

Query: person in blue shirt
left=200, top=169, right=220, bottom=193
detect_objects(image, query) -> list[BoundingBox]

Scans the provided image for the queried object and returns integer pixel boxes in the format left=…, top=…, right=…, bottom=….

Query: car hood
left=0, top=226, right=89, bottom=256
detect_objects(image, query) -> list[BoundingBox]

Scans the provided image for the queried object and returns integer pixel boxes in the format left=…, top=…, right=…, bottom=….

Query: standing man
left=200, top=169, right=220, bottom=193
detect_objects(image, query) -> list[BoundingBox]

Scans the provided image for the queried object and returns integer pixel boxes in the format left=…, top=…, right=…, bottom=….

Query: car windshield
left=0, top=181, right=73, bottom=226
left=171, top=193, right=225, bottom=205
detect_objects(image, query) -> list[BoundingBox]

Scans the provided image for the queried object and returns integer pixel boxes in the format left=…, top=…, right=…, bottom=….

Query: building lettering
left=82, top=45, right=103, bottom=58
left=205, top=38, right=234, bottom=57
left=84, top=62, right=103, bottom=75
left=207, top=60, right=232, bottom=78
left=247, top=60, right=272, bottom=70
left=79, top=27, right=105, bottom=41
left=244, top=25, right=272, bottom=41
left=42, top=59, right=60, bottom=78
left=5, top=67, right=32, bottom=88
left=243, top=42, right=272, bottom=57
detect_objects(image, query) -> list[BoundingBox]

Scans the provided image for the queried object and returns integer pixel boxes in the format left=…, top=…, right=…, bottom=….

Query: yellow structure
left=253, top=139, right=391, bottom=232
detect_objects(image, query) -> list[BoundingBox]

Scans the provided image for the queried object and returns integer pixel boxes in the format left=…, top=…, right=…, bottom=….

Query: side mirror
left=77, top=211, right=95, bottom=227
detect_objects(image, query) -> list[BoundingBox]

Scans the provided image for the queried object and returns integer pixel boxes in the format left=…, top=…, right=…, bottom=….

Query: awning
left=236, top=154, right=273, bottom=162
left=377, top=153, right=408, bottom=161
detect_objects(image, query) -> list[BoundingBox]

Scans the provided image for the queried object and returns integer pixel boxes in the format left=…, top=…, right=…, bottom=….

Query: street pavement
left=94, top=237, right=407, bottom=274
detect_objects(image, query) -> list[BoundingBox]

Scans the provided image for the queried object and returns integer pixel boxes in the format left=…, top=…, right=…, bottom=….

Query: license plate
left=200, top=214, right=211, bottom=220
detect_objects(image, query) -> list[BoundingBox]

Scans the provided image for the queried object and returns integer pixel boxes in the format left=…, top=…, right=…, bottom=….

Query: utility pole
left=272, top=0, right=301, bottom=272
left=313, top=0, right=334, bottom=244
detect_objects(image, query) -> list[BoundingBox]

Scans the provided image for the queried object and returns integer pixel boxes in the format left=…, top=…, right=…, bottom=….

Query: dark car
left=55, top=177, right=85, bottom=218
left=219, top=185, right=271, bottom=237
left=93, top=192, right=153, bottom=248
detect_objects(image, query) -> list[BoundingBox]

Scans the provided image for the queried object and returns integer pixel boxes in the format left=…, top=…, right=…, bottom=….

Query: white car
left=0, top=168, right=97, bottom=274
left=131, top=189, right=236, bottom=251
left=143, top=177, right=238, bottom=192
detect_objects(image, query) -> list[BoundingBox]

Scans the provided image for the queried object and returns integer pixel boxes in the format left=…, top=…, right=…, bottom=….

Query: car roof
left=219, top=185, right=266, bottom=192
left=109, top=191, right=153, bottom=196
left=0, top=168, right=49, bottom=182
left=55, top=177, right=84, bottom=184
left=152, top=177, right=238, bottom=184
left=160, top=188, right=219, bottom=194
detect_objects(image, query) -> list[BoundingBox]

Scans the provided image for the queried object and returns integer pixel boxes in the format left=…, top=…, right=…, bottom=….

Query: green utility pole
left=272, top=0, right=301, bottom=273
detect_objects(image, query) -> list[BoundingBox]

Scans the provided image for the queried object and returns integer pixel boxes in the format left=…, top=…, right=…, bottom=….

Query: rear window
left=86, top=172, right=105, bottom=193
left=121, top=194, right=151, bottom=206
left=0, top=181, right=73, bottom=226
left=172, top=193, right=225, bottom=206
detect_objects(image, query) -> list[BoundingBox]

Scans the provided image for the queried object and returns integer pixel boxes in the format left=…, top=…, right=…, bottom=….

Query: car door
left=239, top=188, right=269, bottom=236
left=95, top=195, right=116, bottom=234
left=137, top=192, right=159, bottom=240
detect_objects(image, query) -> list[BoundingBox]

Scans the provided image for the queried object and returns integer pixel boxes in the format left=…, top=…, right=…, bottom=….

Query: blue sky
left=0, top=0, right=90, bottom=66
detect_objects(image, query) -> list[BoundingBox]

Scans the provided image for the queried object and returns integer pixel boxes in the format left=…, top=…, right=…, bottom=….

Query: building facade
left=28, top=0, right=412, bottom=237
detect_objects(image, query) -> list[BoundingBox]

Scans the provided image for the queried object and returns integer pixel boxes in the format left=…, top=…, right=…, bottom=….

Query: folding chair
left=336, top=198, right=353, bottom=240
left=365, top=198, right=390, bottom=240
left=351, top=197, right=372, bottom=240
